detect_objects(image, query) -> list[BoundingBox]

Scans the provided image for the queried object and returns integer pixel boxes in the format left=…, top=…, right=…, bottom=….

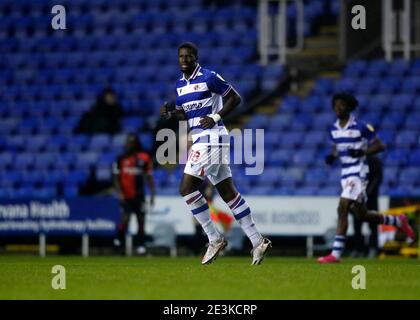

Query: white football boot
left=201, top=237, right=228, bottom=265
left=251, top=238, right=272, bottom=265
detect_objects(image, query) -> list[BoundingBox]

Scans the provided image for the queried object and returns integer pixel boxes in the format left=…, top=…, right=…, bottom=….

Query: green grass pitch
left=1, top=256, right=420, bottom=300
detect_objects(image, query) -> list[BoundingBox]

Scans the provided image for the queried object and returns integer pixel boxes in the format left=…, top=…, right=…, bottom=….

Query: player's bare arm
left=325, top=144, right=337, bottom=165
left=160, top=103, right=186, bottom=121
left=365, top=137, right=385, bottom=155
left=348, top=137, right=385, bottom=158
left=199, top=89, right=241, bottom=129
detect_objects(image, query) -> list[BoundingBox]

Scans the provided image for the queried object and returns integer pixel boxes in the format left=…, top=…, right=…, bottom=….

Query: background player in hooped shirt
left=318, top=92, right=414, bottom=264
left=160, top=42, right=271, bottom=265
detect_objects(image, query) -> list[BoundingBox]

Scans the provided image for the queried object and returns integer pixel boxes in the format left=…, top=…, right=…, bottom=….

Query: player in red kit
left=113, top=133, right=156, bottom=255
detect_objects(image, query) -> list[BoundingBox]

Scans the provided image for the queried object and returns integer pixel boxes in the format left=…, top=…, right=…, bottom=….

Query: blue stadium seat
left=336, top=78, right=357, bottom=94
left=301, top=96, right=324, bottom=112
left=96, top=166, right=112, bottom=181
left=388, top=186, right=414, bottom=197
left=280, top=95, right=301, bottom=113
left=395, top=131, right=418, bottom=148
left=267, top=150, right=292, bottom=166
left=13, top=187, right=35, bottom=199
left=19, top=118, right=38, bottom=135
left=401, top=77, right=420, bottom=94
left=304, top=167, right=328, bottom=187
left=388, top=59, right=410, bottom=76
left=0, top=119, right=19, bottom=135
left=14, top=153, right=35, bottom=170
left=269, top=186, right=294, bottom=195
left=312, top=112, right=333, bottom=130
left=0, top=189, right=14, bottom=199
left=355, top=78, right=379, bottom=95
left=390, top=94, right=413, bottom=112
left=89, top=134, right=111, bottom=152
left=76, top=152, right=99, bottom=168
left=291, top=114, right=312, bottom=131
left=256, top=167, right=282, bottom=186
left=63, top=185, right=79, bottom=198
left=32, top=187, right=57, bottom=199
left=48, top=135, right=70, bottom=152
left=264, top=132, right=282, bottom=148
left=317, top=185, right=340, bottom=196
left=280, top=167, right=304, bottom=185
left=71, top=135, right=90, bottom=151
left=53, top=152, right=77, bottom=171
left=156, top=186, right=179, bottom=196
left=381, top=112, right=405, bottom=130
left=343, top=60, right=367, bottom=78
left=246, top=114, right=270, bottom=130
left=408, top=150, right=420, bottom=166
left=261, top=65, right=284, bottom=92
left=0, top=152, right=14, bottom=170
left=398, top=167, right=419, bottom=185
left=366, top=60, right=389, bottom=76
left=311, top=78, right=335, bottom=95
left=294, top=186, right=318, bottom=196
left=292, top=149, right=316, bottom=167
left=98, top=152, right=117, bottom=167
left=139, top=132, right=154, bottom=151
left=1, top=171, right=22, bottom=188
left=377, top=77, right=401, bottom=94
left=43, top=170, right=65, bottom=185
left=386, top=149, right=408, bottom=166
left=268, top=114, right=293, bottom=131
left=24, top=135, right=48, bottom=153
left=279, top=132, right=302, bottom=148
left=65, top=170, right=89, bottom=185
left=327, top=169, right=341, bottom=185
left=153, top=169, right=169, bottom=186
left=247, top=186, right=273, bottom=195
left=377, top=130, right=395, bottom=148
left=21, top=171, right=44, bottom=185
left=362, top=111, right=382, bottom=128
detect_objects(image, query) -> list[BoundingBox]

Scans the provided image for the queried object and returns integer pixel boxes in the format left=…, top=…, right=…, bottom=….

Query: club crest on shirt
left=366, top=123, right=375, bottom=132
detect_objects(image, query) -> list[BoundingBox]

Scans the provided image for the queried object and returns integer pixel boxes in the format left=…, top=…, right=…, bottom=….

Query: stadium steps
left=318, top=71, right=341, bottom=79
left=291, top=79, right=316, bottom=98
left=319, top=25, right=339, bottom=36
left=287, top=23, right=340, bottom=75
left=284, top=23, right=342, bottom=100
left=305, top=36, right=338, bottom=50
left=227, top=97, right=279, bottom=130
left=255, top=102, right=278, bottom=115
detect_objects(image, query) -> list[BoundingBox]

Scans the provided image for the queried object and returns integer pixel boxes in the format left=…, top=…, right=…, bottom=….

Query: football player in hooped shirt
left=161, top=42, right=271, bottom=265
left=318, top=92, right=414, bottom=263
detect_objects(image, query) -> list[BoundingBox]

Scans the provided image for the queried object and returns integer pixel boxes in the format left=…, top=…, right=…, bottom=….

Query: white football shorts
left=340, top=175, right=367, bottom=203
left=184, top=139, right=232, bottom=186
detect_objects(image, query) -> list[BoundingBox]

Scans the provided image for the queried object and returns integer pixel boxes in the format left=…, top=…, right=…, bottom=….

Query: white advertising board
left=146, top=196, right=389, bottom=236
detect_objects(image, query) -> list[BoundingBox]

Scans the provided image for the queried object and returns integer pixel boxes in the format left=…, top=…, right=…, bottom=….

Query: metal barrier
left=382, top=0, right=420, bottom=60
left=258, top=0, right=304, bottom=64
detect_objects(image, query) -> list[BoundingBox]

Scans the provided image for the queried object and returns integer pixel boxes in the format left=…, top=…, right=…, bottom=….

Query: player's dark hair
left=332, top=92, right=358, bottom=112
left=178, top=42, right=198, bottom=59
left=126, top=133, right=143, bottom=152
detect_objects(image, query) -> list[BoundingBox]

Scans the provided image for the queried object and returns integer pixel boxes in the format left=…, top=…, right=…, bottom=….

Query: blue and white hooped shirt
left=328, top=115, right=377, bottom=181
left=175, top=64, right=233, bottom=144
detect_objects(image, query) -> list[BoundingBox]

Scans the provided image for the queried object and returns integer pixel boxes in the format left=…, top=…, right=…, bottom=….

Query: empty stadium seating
left=2, top=0, right=416, bottom=199
left=241, top=58, right=420, bottom=196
